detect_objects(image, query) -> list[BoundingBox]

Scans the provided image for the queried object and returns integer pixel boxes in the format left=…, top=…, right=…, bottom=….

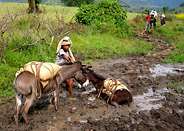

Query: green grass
left=170, top=82, right=184, bottom=95
left=151, top=18, right=184, bottom=63
left=70, top=31, right=154, bottom=60
left=127, top=12, right=139, bottom=20
left=130, top=13, right=184, bottom=64
left=0, top=2, right=78, bottom=21
left=163, top=38, right=184, bottom=63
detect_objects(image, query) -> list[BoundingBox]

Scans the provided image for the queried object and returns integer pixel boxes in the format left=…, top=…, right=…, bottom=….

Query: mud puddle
left=133, top=88, right=169, bottom=112
left=149, top=64, right=184, bottom=77
left=81, top=87, right=96, bottom=95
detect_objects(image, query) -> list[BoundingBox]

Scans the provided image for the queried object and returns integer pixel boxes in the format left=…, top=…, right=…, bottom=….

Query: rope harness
left=97, top=78, right=129, bottom=103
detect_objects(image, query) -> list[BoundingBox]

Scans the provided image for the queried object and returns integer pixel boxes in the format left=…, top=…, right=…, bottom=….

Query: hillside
left=120, top=0, right=184, bottom=9
left=170, top=2, right=184, bottom=13
left=149, top=0, right=184, bottom=9
left=1, top=0, right=184, bottom=9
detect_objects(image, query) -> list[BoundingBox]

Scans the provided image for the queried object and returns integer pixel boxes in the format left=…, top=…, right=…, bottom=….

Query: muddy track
left=0, top=30, right=184, bottom=131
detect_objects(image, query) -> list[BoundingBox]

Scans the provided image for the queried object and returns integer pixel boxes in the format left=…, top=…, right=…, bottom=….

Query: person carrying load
left=150, top=10, right=157, bottom=29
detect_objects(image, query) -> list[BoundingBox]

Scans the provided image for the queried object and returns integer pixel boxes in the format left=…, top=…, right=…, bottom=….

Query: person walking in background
left=55, top=36, right=76, bottom=94
left=160, top=13, right=166, bottom=26
left=145, top=11, right=151, bottom=31
left=150, top=10, right=157, bottom=29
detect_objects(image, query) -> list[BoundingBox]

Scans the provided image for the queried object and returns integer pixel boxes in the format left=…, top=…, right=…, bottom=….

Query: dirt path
left=0, top=31, right=184, bottom=131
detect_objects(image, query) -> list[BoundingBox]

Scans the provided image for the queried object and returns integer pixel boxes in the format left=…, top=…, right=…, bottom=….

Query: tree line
left=28, top=0, right=94, bottom=13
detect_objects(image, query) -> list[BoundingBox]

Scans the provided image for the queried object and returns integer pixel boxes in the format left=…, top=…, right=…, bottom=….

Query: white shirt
left=55, top=49, right=69, bottom=65
left=150, top=10, right=157, bottom=17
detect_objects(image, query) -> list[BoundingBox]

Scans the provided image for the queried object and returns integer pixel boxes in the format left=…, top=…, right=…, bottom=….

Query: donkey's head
left=74, top=66, right=92, bottom=88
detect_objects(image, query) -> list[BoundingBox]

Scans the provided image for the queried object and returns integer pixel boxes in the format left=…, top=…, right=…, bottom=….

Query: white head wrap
left=56, top=36, right=72, bottom=53
left=56, top=36, right=76, bottom=63
left=161, top=14, right=165, bottom=18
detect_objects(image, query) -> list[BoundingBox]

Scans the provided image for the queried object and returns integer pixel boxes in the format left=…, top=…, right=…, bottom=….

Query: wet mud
left=0, top=31, right=184, bottom=131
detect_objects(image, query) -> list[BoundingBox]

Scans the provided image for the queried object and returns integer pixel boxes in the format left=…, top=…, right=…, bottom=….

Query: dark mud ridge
left=0, top=32, right=184, bottom=131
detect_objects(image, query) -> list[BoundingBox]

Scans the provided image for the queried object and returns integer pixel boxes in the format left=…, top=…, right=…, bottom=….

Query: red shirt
left=146, top=15, right=150, bottom=21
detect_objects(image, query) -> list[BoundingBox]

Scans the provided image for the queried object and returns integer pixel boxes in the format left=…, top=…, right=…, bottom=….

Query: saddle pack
left=16, top=61, right=62, bottom=88
left=102, top=78, right=129, bottom=97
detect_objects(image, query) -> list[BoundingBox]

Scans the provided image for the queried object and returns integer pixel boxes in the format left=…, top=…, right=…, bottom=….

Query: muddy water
left=133, top=88, right=169, bottom=112
left=149, top=64, right=184, bottom=77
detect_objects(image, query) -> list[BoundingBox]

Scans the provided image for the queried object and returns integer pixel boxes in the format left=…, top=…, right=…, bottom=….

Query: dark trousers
left=150, top=18, right=156, bottom=29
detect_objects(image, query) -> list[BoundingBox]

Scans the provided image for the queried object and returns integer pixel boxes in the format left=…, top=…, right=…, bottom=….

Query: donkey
left=75, top=68, right=133, bottom=106
left=13, top=62, right=85, bottom=125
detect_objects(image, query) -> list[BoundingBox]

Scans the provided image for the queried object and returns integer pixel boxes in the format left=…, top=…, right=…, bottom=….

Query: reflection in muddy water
left=59, top=92, right=67, bottom=98
left=47, top=113, right=88, bottom=130
left=149, top=64, right=183, bottom=77
left=67, top=115, right=88, bottom=123
left=47, top=121, right=66, bottom=131
left=47, top=105, right=109, bottom=130
left=88, top=97, right=96, bottom=101
left=134, top=88, right=169, bottom=112
left=81, top=87, right=96, bottom=95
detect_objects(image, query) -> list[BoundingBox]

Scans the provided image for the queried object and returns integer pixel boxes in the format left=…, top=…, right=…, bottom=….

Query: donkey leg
left=22, top=95, right=36, bottom=124
left=109, top=100, right=119, bottom=108
left=49, top=92, right=54, bottom=104
left=128, top=96, right=133, bottom=107
left=65, top=78, right=73, bottom=94
left=14, top=93, right=22, bottom=125
left=53, top=89, right=59, bottom=111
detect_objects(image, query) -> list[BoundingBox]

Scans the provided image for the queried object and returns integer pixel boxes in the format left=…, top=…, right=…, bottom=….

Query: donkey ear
left=87, top=66, right=92, bottom=69
left=82, top=65, right=92, bottom=69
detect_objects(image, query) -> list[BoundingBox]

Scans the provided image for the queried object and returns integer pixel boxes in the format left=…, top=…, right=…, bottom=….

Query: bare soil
left=0, top=31, right=184, bottom=131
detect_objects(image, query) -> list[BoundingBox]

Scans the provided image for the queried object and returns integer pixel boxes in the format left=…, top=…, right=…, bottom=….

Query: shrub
left=75, top=0, right=130, bottom=37
left=133, top=15, right=144, bottom=23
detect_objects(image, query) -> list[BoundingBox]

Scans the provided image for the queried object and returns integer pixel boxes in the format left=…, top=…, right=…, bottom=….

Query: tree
left=27, top=0, right=42, bottom=13
left=61, top=0, right=94, bottom=7
left=162, top=6, right=169, bottom=14
left=75, top=0, right=130, bottom=38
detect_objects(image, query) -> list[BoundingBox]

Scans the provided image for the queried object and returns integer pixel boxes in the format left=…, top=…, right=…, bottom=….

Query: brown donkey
left=75, top=68, right=133, bottom=106
left=13, top=62, right=85, bottom=125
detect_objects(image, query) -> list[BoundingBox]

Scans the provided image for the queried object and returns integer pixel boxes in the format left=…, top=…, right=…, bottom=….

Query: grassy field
left=0, top=2, right=183, bottom=102
left=131, top=13, right=184, bottom=63
left=174, top=13, right=184, bottom=20
left=0, top=2, right=137, bottom=20
left=153, top=17, right=184, bottom=63
left=0, top=2, right=78, bottom=21
left=127, top=12, right=139, bottom=20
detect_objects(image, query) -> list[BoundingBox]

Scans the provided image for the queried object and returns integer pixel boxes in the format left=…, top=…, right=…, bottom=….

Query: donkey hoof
left=47, top=104, right=53, bottom=109
left=110, top=101, right=119, bottom=108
